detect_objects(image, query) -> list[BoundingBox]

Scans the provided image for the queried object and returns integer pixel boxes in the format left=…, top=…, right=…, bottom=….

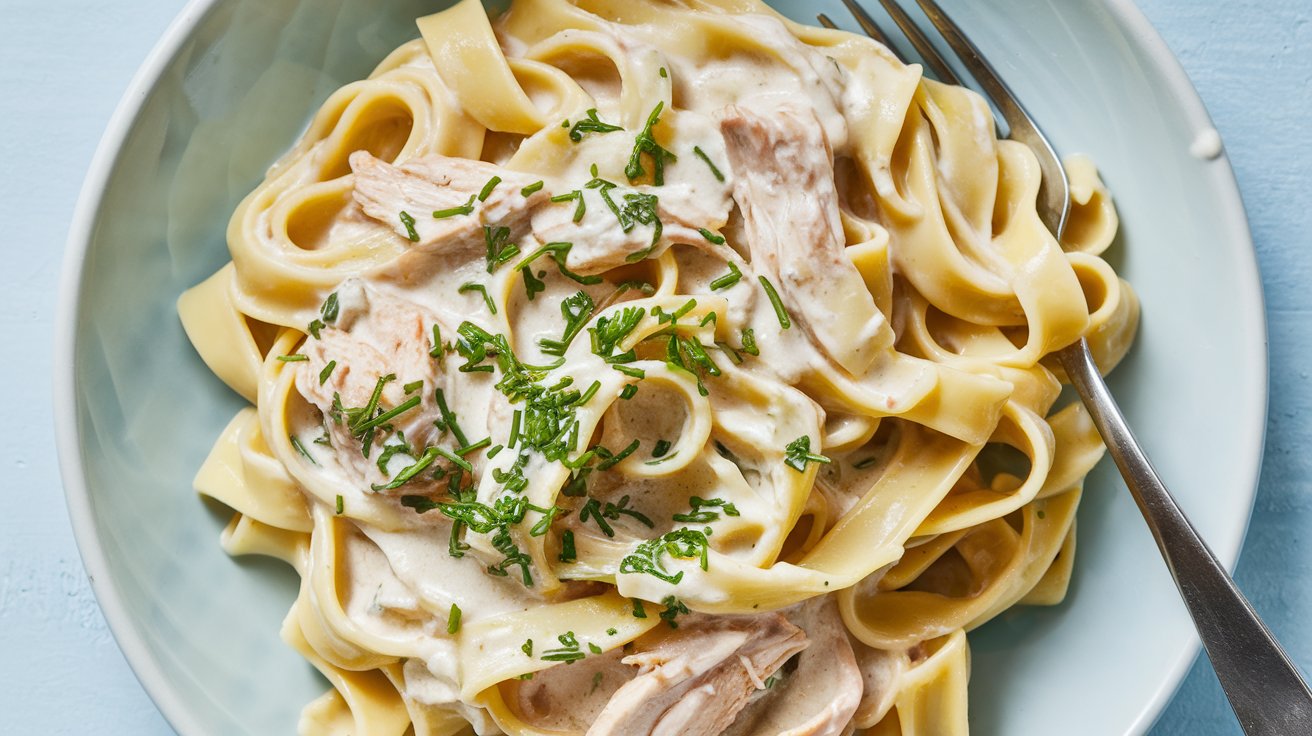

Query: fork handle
left=1058, top=339, right=1312, bottom=734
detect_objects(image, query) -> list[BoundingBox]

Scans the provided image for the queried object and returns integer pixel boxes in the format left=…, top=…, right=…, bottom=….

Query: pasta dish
left=178, top=0, right=1137, bottom=733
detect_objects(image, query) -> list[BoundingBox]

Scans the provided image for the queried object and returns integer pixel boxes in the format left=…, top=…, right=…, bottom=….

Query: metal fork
left=821, top=1, right=1312, bottom=732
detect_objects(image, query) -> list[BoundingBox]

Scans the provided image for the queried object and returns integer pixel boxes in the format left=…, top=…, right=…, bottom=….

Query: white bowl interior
left=58, top=0, right=1264, bottom=733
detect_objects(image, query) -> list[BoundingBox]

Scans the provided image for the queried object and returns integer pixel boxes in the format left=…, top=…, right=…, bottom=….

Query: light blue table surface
left=2, top=0, right=1307, bottom=733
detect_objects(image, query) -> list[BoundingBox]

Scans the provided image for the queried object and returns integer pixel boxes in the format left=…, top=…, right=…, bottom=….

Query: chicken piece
left=587, top=613, right=807, bottom=736
left=722, top=597, right=863, bottom=736
left=295, top=280, right=487, bottom=491
left=530, top=180, right=728, bottom=275
left=719, top=105, right=891, bottom=375
left=350, top=150, right=547, bottom=250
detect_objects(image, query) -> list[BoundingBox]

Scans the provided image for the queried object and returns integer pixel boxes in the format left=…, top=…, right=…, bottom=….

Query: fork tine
left=865, top=0, right=961, bottom=86
left=836, top=0, right=894, bottom=49
left=816, top=13, right=839, bottom=30
left=913, top=0, right=1069, bottom=234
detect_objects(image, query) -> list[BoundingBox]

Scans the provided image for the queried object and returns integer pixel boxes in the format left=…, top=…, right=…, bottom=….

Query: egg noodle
left=179, top=0, right=1137, bottom=733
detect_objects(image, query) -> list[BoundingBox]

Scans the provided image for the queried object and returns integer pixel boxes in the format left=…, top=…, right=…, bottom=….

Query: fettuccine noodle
left=179, top=1, right=1136, bottom=733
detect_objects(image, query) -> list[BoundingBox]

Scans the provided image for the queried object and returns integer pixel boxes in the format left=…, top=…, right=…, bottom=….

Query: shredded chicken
left=587, top=613, right=807, bottom=736
left=719, top=104, right=890, bottom=375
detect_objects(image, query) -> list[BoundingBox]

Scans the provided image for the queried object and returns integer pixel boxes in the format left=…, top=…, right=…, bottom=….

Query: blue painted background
left=0, top=0, right=1306, bottom=733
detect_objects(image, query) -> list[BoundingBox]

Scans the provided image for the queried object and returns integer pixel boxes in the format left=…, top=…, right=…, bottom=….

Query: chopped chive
left=699, top=312, right=717, bottom=327
left=709, top=262, right=743, bottom=291
left=399, top=211, right=419, bottom=241
left=597, top=439, right=640, bottom=471
left=277, top=354, right=309, bottom=362
left=558, top=530, right=577, bottom=562
left=568, top=108, right=623, bottom=142
left=631, top=598, right=647, bottom=618
left=455, top=437, right=491, bottom=455
left=478, top=176, right=502, bottom=202
left=403, top=380, right=423, bottom=394
left=447, top=603, right=462, bottom=634
left=508, top=410, right=522, bottom=448
left=307, top=319, right=324, bottom=339
left=612, top=364, right=645, bottom=378
left=521, top=180, right=545, bottom=197
left=321, top=292, right=340, bottom=322
left=697, top=227, right=726, bottom=245
left=434, top=389, right=468, bottom=447
left=783, top=435, right=831, bottom=472
left=433, top=194, right=477, bottom=219
left=458, top=282, right=498, bottom=314
left=626, top=102, right=677, bottom=185
left=429, top=324, right=444, bottom=359
left=433, top=446, right=474, bottom=473
left=486, top=444, right=504, bottom=459
left=577, top=380, right=601, bottom=406
left=549, top=190, right=587, bottom=222
left=290, top=435, right=317, bottom=465
left=659, top=67, right=668, bottom=78
left=852, top=456, right=878, bottom=469
left=620, top=384, right=638, bottom=400
left=520, top=266, right=546, bottom=300
left=335, top=494, right=344, bottom=514
left=758, top=276, right=791, bottom=329
left=740, top=328, right=760, bottom=356
left=522, top=639, right=534, bottom=656
left=352, top=395, right=421, bottom=435
left=652, top=439, right=672, bottom=458
left=319, top=360, right=337, bottom=385
left=692, top=146, right=725, bottom=182
left=588, top=642, right=603, bottom=654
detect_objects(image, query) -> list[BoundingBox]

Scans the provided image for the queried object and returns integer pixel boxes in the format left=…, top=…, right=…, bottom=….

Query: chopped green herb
left=290, top=435, right=317, bottom=465
left=568, top=108, right=623, bottom=142
left=522, top=639, right=534, bottom=656
left=429, top=324, right=445, bottom=360
left=784, top=435, right=831, bottom=472
left=335, top=494, right=344, bottom=514
left=612, top=364, right=646, bottom=379
left=433, top=388, right=468, bottom=447
left=652, top=439, right=672, bottom=458
left=277, top=354, right=308, bottom=362
left=308, top=319, right=324, bottom=339
left=659, top=596, right=690, bottom=629
left=591, top=306, right=646, bottom=358
left=486, top=444, right=504, bottom=459
left=606, top=627, right=618, bottom=636
left=659, top=66, right=668, bottom=78
left=709, top=262, right=743, bottom=291
left=399, top=211, right=420, bottom=241
left=478, top=175, right=502, bottom=202
left=321, top=292, right=340, bottom=323
left=520, top=266, right=547, bottom=301
left=692, top=145, right=725, bottom=182
left=484, top=225, right=520, bottom=273
left=403, top=380, right=423, bottom=394
left=455, top=437, right=492, bottom=455
left=673, top=496, right=740, bottom=524
left=516, top=241, right=603, bottom=285
left=433, top=193, right=477, bottom=219
left=541, top=631, right=584, bottom=662
left=758, top=276, right=792, bottom=329
left=539, top=291, right=595, bottom=356
left=740, top=328, right=760, bottom=356
left=852, top=456, right=879, bottom=469
left=550, top=190, right=587, bottom=222
left=521, top=180, right=545, bottom=197
left=631, top=598, right=647, bottom=618
left=590, top=671, right=604, bottom=694
left=697, top=227, right=726, bottom=245
left=619, top=384, right=638, bottom=400
left=400, top=494, right=440, bottom=513
left=619, top=528, right=711, bottom=583
left=447, top=603, right=462, bottom=634
left=319, top=360, right=337, bottom=385
left=588, top=642, right=603, bottom=655
left=558, top=529, right=577, bottom=562
left=459, top=282, right=498, bottom=314
left=626, top=102, right=677, bottom=185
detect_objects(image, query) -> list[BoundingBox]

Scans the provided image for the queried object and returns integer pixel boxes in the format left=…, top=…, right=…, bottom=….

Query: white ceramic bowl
left=56, top=0, right=1266, bottom=733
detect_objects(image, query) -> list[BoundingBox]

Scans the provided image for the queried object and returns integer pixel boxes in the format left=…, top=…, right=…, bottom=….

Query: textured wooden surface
left=0, top=0, right=1306, bottom=733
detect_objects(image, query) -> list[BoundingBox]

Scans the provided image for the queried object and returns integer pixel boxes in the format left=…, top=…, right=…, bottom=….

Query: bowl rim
left=53, top=0, right=1269, bottom=734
